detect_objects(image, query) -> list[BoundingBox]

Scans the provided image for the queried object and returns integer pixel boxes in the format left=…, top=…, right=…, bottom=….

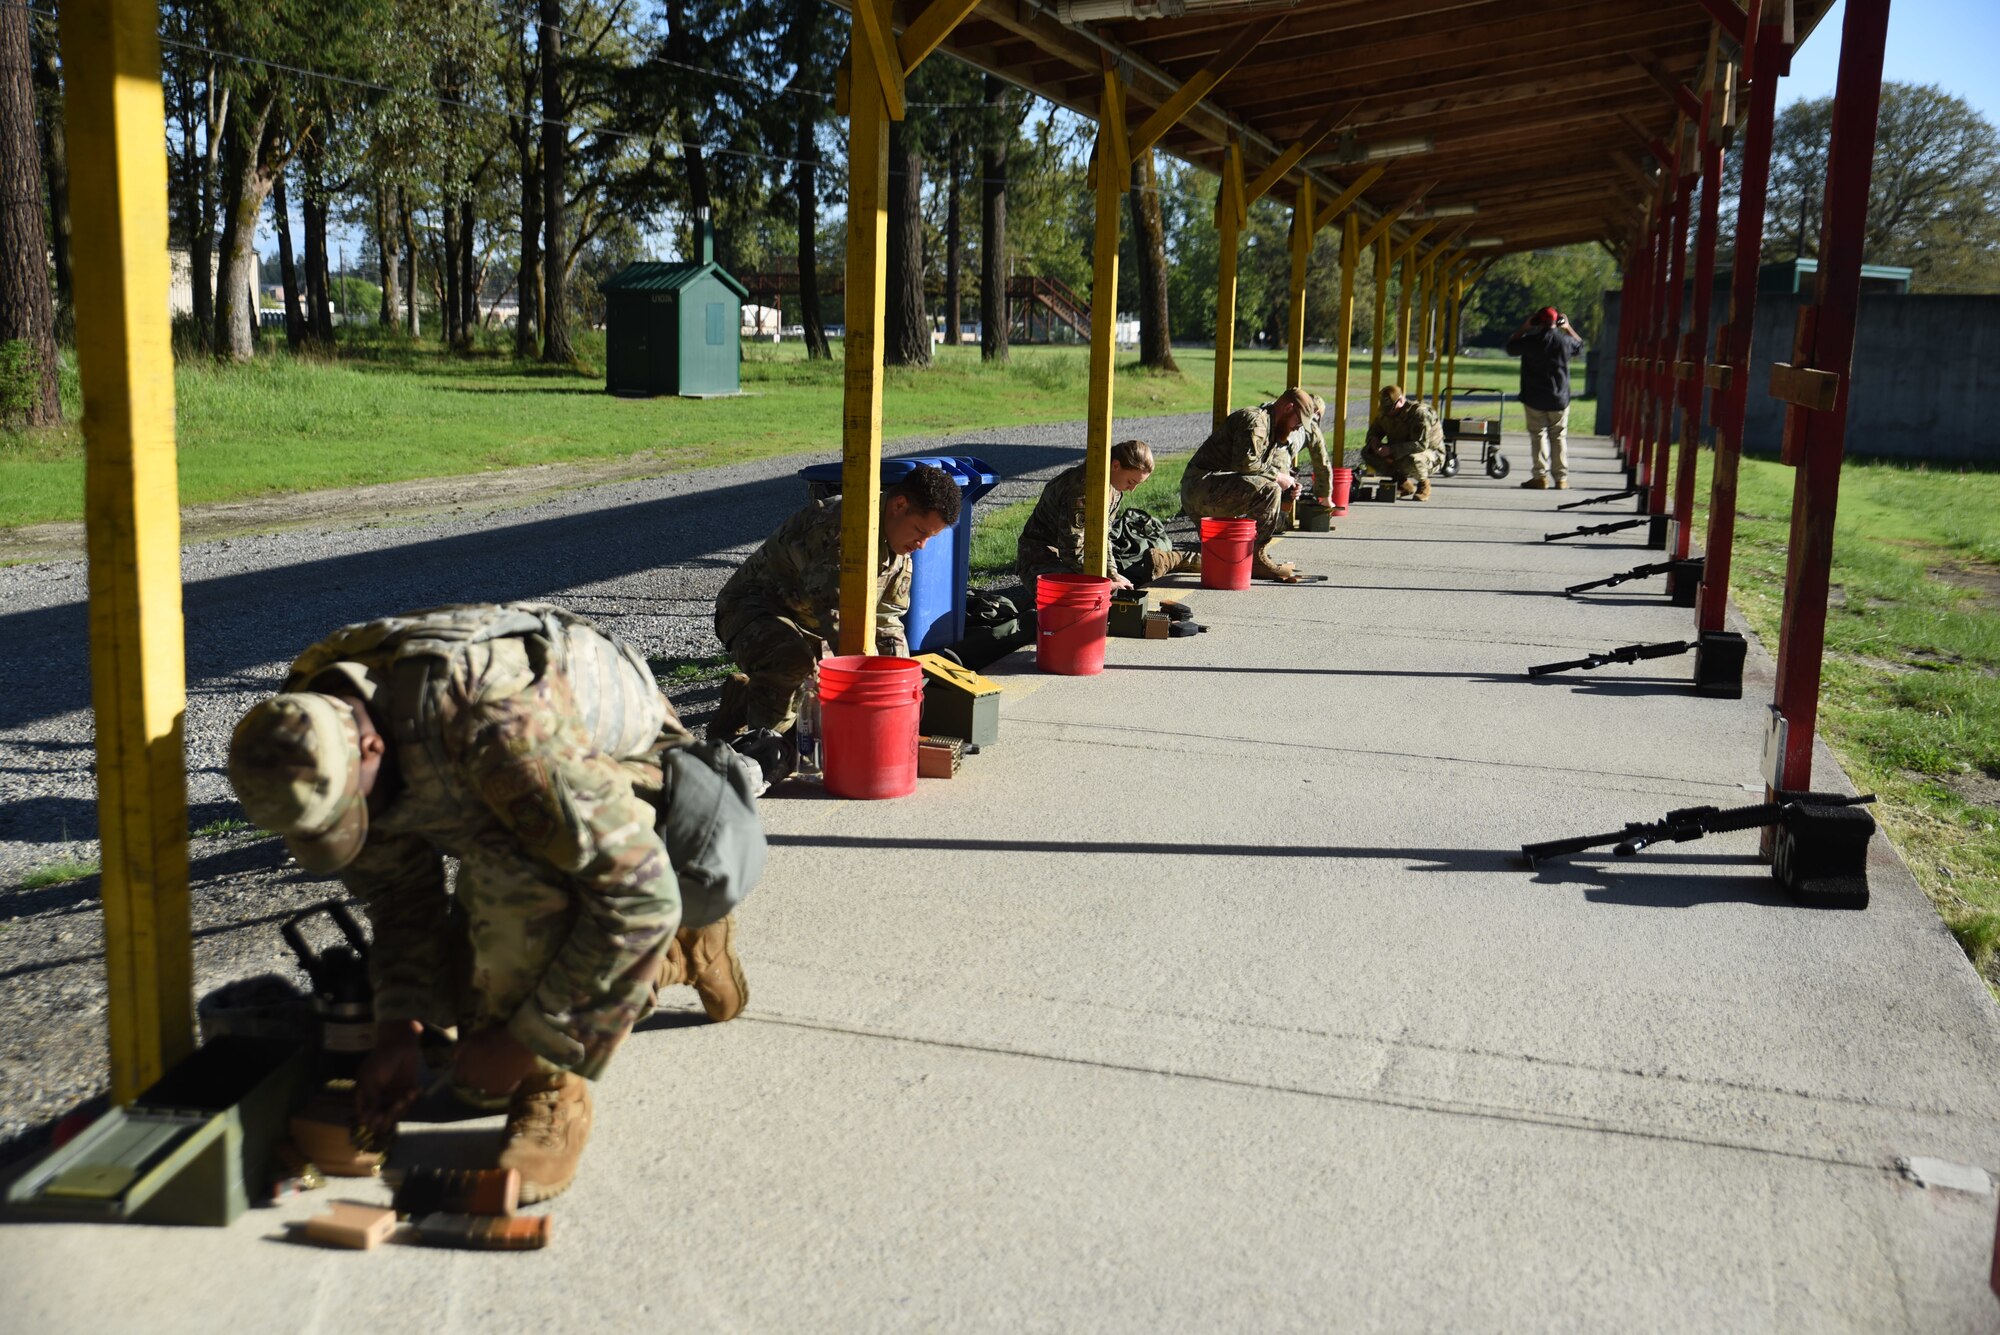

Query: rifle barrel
left=1556, top=488, right=1642, bottom=511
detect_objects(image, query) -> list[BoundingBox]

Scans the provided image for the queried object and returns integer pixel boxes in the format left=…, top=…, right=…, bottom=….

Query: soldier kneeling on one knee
left=228, top=600, right=766, bottom=1205
left=1362, top=385, right=1444, bottom=502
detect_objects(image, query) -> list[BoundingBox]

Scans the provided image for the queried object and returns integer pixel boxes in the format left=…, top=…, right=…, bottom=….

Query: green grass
left=190, top=817, right=256, bottom=838
left=0, top=332, right=1570, bottom=529
left=1685, top=451, right=2000, bottom=981
left=970, top=454, right=1194, bottom=581
left=647, top=652, right=737, bottom=690
left=20, top=857, right=99, bottom=889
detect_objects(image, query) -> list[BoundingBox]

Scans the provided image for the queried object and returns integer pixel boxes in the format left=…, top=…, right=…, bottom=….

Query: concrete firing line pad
left=7, top=436, right=2000, bottom=1331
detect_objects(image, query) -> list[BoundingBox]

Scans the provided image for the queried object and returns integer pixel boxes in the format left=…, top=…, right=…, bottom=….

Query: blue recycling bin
left=797, top=454, right=1000, bottom=651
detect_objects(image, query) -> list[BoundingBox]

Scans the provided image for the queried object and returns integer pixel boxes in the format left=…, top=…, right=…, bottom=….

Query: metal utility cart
left=1439, top=387, right=1512, bottom=479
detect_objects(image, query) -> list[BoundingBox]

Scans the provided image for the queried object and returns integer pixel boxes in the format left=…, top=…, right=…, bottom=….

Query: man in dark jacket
left=1505, top=306, right=1585, bottom=490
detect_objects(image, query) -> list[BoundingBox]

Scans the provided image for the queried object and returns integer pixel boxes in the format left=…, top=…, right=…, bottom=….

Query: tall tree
left=0, top=0, right=57, bottom=425
left=1129, top=148, right=1176, bottom=372
left=28, top=18, right=69, bottom=342
left=979, top=74, right=1009, bottom=363
left=779, top=0, right=835, bottom=358
left=942, top=134, right=962, bottom=346
left=375, top=186, right=401, bottom=329
left=885, top=119, right=931, bottom=367
left=211, top=88, right=281, bottom=361
left=271, top=168, right=306, bottom=347
left=510, top=17, right=541, bottom=358
left=539, top=0, right=574, bottom=363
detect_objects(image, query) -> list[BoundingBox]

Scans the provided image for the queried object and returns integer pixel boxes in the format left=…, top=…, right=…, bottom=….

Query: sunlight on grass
left=20, top=857, right=98, bottom=890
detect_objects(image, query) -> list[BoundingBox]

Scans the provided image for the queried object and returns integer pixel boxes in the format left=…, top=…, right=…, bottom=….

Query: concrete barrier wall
left=1592, top=290, right=2000, bottom=464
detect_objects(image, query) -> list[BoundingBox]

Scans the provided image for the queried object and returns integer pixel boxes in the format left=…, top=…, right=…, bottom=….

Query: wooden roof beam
left=1358, top=178, right=1439, bottom=250
left=1631, top=52, right=1704, bottom=120
left=1128, top=15, right=1285, bottom=158
left=1311, top=162, right=1388, bottom=231
left=1690, top=0, right=1748, bottom=44
left=1242, top=100, right=1357, bottom=205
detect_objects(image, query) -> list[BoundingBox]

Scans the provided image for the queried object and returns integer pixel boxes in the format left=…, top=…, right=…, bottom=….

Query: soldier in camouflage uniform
left=1180, top=387, right=1330, bottom=582
left=713, top=463, right=962, bottom=744
left=1362, top=385, right=1445, bottom=500
left=226, top=601, right=768, bottom=1204
left=1016, top=440, right=1200, bottom=593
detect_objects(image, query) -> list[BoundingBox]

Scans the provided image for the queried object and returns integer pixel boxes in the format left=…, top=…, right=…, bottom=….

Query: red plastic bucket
left=1036, top=573, right=1112, bottom=676
left=1199, top=518, right=1257, bottom=590
left=1330, top=467, right=1354, bottom=514
left=818, top=655, right=924, bottom=800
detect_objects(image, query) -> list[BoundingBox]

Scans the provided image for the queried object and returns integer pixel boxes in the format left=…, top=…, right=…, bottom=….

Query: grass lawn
left=0, top=331, right=1558, bottom=529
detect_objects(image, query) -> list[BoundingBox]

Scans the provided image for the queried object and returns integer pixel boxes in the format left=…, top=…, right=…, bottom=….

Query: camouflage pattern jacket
left=1185, top=404, right=1335, bottom=491
left=1016, top=463, right=1118, bottom=577
left=714, top=493, right=911, bottom=656
left=1368, top=400, right=1444, bottom=455
left=285, top=603, right=695, bottom=1080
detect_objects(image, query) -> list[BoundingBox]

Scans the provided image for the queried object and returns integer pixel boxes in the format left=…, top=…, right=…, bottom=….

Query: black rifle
left=1544, top=517, right=1647, bottom=542
left=1522, top=793, right=1876, bottom=867
left=1556, top=488, right=1642, bottom=511
left=1527, top=638, right=1691, bottom=677
left=1566, top=560, right=1674, bottom=596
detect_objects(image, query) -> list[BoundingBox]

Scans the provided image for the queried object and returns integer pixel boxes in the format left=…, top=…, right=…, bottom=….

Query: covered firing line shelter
left=64, top=0, right=1885, bottom=1102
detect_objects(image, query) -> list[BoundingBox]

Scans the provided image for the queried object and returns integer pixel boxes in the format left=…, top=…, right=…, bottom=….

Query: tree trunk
left=539, top=0, right=572, bottom=363
left=459, top=192, right=478, bottom=348
left=441, top=198, right=460, bottom=347
left=885, top=121, right=930, bottom=368
left=213, top=91, right=278, bottom=363
left=942, top=135, right=961, bottom=347
left=271, top=169, right=305, bottom=348
left=795, top=116, right=828, bottom=360
left=300, top=139, right=335, bottom=346
left=29, top=28, right=69, bottom=343
left=192, top=74, right=228, bottom=353
left=1129, top=148, right=1177, bottom=372
left=664, top=0, right=710, bottom=222
left=401, top=189, right=419, bottom=336
left=979, top=75, right=1008, bottom=364
left=0, top=2, right=58, bottom=424
left=376, top=187, right=400, bottom=328
left=514, top=122, right=541, bottom=357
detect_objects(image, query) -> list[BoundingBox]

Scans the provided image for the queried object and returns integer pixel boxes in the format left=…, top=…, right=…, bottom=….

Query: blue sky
left=1786, top=0, right=1999, bottom=123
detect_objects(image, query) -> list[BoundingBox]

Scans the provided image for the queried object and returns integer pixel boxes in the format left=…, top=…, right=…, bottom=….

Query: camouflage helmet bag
left=227, top=692, right=369, bottom=874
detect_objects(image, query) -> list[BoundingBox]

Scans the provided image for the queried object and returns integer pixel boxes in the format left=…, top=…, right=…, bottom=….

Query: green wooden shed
left=603, top=214, right=748, bottom=398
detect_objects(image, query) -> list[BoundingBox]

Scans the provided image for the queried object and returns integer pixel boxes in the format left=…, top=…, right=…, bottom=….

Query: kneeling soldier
left=1016, top=439, right=1199, bottom=593
left=1179, top=387, right=1330, bottom=583
left=713, top=462, right=961, bottom=746
left=1361, top=385, right=1444, bottom=500
left=227, top=601, right=767, bottom=1203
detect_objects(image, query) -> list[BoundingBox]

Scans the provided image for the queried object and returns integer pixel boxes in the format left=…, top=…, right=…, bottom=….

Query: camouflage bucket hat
left=227, top=692, right=368, bottom=874
left=1378, top=385, right=1404, bottom=406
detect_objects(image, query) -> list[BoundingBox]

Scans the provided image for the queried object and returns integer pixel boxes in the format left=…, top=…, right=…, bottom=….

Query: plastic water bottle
left=795, top=669, right=823, bottom=780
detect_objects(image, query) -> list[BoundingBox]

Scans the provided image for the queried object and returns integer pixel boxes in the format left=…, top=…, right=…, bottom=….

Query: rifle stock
left=1523, top=793, right=1876, bottom=867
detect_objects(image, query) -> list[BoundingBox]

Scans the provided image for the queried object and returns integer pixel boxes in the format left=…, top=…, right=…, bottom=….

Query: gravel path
left=0, top=411, right=1211, bottom=1152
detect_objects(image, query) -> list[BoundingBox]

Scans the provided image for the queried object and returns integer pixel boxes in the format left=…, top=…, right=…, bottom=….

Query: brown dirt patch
left=1931, top=561, right=2000, bottom=613
left=1941, top=770, right=2000, bottom=813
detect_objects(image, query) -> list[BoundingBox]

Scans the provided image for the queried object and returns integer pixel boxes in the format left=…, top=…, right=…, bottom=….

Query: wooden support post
left=62, top=0, right=193, bottom=1103
left=1651, top=149, right=1693, bottom=521
left=1286, top=178, right=1314, bottom=389
left=1674, top=54, right=1724, bottom=560
left=1389, top=222, right=1435, bottom=390
left=1334, top=211, right=1358, bottom=458
left=1770, top=0, right=1892, bottom=794
left=836, top=0, right=902, bottom=655
left=1700, top=5, right=1780, bottom=635
left=1443, top=275, right=1464, bottom=417
left=1212, top=143, right=1244, bottom=429
left=1083, top=65, right=1128, bottom=577
left=1370, top=231, right=1390, bottom=406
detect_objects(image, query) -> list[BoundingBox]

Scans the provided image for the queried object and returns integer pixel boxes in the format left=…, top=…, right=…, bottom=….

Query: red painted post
left=1674, top=91, right=1723, bottom=558
left=1613, top=245, right=1641, bottom=467
left=1769, top=0, right=1893, bottom=793
left=1638, top=203, right=1670, bottom=485
left=1650, top=152, right=1693, bottom=521
left=1623, top=234, right=1653, bottom=473
left=1698, top=13, right=1787, bottom=634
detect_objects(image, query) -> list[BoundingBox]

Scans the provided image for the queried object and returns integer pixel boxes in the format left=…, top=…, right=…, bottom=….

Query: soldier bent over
left=1180, top=387, right=1330, bottom=583
left=227, top=602, right=767, bottom=1203
left=1362, top=385, right=1445, bottom=500
left=713, top=463, right=961, bottom=750
left=1016, top=439, right=1199, bottom=593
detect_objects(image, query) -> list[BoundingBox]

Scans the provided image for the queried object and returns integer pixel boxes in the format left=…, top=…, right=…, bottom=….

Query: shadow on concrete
left=764, top=833, right=1513, bottom=872
left=1101, top=664, right=1695, bottom=695
left=1530, top=861, right=1796, bottom=908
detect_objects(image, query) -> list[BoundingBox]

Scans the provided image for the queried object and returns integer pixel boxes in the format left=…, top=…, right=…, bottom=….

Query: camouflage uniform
left=270, top=603, right=766, bottom=1082
left=1365, top=401, right=1445, bottom=481
left=1180, top=404, right=1333, bottom=541
left=714, top=493, right=913, bottom=732
left=1015, top=463, right=1119, bottom=590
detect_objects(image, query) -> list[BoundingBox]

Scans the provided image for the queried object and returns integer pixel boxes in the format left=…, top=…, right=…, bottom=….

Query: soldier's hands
left=355, top=1019, right=424, bottom=1135
left=1272, top=469, right=1296, bottom=492
left=1111, top=572, right=1134, bottom=590
left=453, top=1024, right=543, bottom=1101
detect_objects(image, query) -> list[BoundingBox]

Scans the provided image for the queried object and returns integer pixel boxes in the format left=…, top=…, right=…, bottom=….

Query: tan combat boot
left=1554, top=478, right=1570, bottom=490
left=1173, top=547, right=1203, bottom=574
left=679, top=914, right=748, bottom=1022
left=1520, top=476, right=1551, bottom=490
left=497, top=1071, right=593, bottom=1204
left=1250, top=542, right=1302, bottom=584
left=1414, top=478, right=1433, bottom=502
left=711, top=672, right=751, bottom=742
left=654, top=934, right=690, bottom=998
left=1396, top=478, right=1417, bottom=498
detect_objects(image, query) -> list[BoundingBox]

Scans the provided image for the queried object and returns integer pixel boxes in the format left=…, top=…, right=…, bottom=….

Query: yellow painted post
left=1443, top=275, right=1464, bottom=417
left=62, top=0, right=193, bottom=1103
left=1334, top=212, right=1358, bottom=461
left=836, top=0, right=901, bottom=655
left=1211, top=143, right=1243, bottom=429
left=1416, top=254, right=1436, bottom=400
left=1395, top=254, right=1415, bottom=388
left=1285, top=178, right=1314, bottom=390
left=1370, top=232, right=1389, bottom=405
left=1083, top=67, right=1128, bottom=577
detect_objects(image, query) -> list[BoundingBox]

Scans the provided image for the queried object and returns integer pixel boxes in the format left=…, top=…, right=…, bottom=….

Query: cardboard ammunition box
left=7, top=1036, right=306, bottom=1226
left=1142, top=612, right=1171, bottom=639
left=915, top=653, right=1001, bottom=746
left=918, top=736, right=963, bottom=778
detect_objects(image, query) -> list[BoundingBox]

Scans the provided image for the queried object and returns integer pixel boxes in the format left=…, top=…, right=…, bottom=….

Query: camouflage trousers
left=723, top=612, right=821, bottom=733
left=1021, top=546, right=1193, bottom=596
left=1364, top=442, right=1444, bottom=482
left=1180, top=471, right=1286, bottom=541
left=449, top=743, right=765, bottom=1096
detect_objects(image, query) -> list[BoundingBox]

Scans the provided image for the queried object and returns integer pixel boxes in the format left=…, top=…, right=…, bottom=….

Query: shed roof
left=871, top=0, right=1839, bottom=257
left=602, top=260, right=750, bottom=300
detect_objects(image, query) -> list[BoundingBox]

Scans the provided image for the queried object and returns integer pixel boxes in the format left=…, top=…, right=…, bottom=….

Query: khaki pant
left=1180, top=471, right=1285, bottom=541
left=1524, top=404, right=1569, bottom=481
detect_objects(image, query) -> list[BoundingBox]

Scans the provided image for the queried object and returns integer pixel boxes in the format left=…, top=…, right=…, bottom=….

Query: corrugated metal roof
left=601, top=260, right=750, bottom=299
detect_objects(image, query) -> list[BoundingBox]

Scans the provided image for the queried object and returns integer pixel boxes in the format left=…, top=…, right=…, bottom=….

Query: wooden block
left=303, top=1202, right=398, bottom=1250
left=1768, top=362, right=1840, bottom=412
left=1705, top=362, right=1733, bottom=390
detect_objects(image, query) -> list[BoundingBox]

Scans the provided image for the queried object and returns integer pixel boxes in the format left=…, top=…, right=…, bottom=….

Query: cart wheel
left=1439, top=456, right=1459, bottom=478
left=1487, top=454, right=1512, bottom=479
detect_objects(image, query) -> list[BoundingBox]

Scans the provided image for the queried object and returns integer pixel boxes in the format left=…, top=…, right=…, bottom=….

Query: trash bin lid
left=797, top=455, right=999, bottom=504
